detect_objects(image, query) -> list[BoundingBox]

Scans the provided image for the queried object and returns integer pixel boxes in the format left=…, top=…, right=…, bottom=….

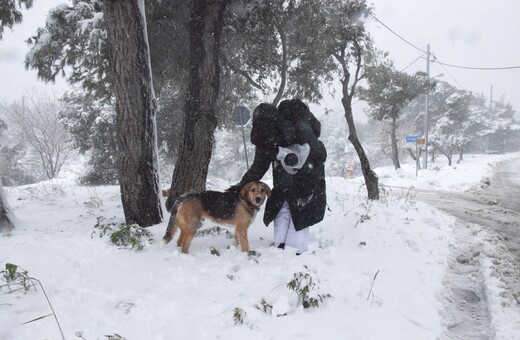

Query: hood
left=278, top=99, right=321, bottom=138
left=250, top=103, right=296, bottom=150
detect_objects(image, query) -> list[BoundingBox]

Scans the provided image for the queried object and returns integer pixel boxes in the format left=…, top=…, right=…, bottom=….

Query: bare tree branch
left=2, top=89, right=73, bottom=179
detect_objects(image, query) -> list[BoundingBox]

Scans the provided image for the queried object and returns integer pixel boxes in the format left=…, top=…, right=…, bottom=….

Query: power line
left=369, top=14, right=427, bottom=54
left=431, top=59, right=520, bottom=70
left=438, top=63, right=463, bottom=87
left=370, top=13, right=520, bottom=71
left=430, top=53, right=463, bottom=87
left=401, top=53, right=426, bottom=72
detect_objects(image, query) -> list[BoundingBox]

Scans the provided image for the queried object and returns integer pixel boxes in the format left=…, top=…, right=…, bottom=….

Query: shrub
left=232, top=307, right=247, bottom=325
left=92, top=217, right=154, bottom=251
left=1, top=263, right=32, bottom=292
left=287, top=267, right=331, bottom=309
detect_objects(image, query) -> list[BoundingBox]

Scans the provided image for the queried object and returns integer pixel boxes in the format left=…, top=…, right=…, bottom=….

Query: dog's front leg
left=235, top=224, right=249, bottom=252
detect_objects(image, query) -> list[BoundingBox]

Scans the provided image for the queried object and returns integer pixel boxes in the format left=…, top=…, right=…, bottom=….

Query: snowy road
left=416, top=159, right=520, bottom=263
left=408, top=157, right=520, bottom=339
left=413, top=157, right=520, bottom=268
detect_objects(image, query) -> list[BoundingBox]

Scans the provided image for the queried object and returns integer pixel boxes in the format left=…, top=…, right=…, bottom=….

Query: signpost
left=406, top=136, right=420, bottom=177
left=406, top=136, right=417, bottom=143
left=233, top=106, right=251, bottom=170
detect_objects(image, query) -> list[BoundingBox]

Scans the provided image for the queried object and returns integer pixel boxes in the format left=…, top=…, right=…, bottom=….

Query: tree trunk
left=457, top=148, right=464, bottom=164
left=166, top=0, right=228, bottom=211
left=272, top=22, right=287, bottom=107
left=440, top=147, right=453, bottom=166
left=341, top=92, right=379, bottom=200
left=390, top=116, right=400, bottom=169
left=0, top=182, right=14, bottom=233
left=104, top=0, right=163, bottom=227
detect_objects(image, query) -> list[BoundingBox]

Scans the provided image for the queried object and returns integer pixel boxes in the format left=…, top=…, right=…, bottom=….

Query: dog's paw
left=247, top=250, right=259, bottom=257
left=159, top=238, right=168, bottom=249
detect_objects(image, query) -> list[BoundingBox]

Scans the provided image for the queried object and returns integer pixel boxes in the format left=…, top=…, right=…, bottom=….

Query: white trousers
left=273, top=201, right=309, bottom=253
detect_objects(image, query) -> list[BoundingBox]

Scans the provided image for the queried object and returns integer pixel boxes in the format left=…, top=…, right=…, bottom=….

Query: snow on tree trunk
left=103, top=0, right=162, bottom=227
left=166, top=0, right=228, bottom=211
left=0, top=182, right=15, bottom=233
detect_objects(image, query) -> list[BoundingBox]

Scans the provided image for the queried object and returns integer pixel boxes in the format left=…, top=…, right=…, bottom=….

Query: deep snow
left=1, top=153, right=520, bottom=340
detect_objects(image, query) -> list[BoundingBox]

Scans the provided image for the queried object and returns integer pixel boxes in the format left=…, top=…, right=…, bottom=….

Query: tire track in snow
left=402, top=158, right=520, bottom=339
left=440, top=222, right=494, bottom=339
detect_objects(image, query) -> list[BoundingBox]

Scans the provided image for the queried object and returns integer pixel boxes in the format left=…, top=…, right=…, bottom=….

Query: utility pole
left=490, top=85, right=493, bottom=110
left=423, top=44, right=430, bottom=170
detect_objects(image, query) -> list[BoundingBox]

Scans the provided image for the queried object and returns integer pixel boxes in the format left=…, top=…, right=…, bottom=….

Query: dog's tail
left=161, top=204, right=179, bottom=247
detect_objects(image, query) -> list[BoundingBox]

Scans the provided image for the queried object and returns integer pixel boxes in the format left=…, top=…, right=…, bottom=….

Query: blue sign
left=406, top=136, right=417, bottom=143
left=233, top=106, right=251, bottom=126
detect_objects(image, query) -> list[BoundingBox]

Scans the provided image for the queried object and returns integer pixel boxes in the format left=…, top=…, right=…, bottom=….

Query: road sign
left=406, top=136, right=417, bottom=143
left=232, top=106, right=251, bottom=169
left=416, top=138, right=425, bottom=145
left=232, top=106, right=251, bottom=126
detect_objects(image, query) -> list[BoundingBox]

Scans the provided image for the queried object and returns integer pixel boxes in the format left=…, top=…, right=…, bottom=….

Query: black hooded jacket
left=236, top=101, right=327, bottom=231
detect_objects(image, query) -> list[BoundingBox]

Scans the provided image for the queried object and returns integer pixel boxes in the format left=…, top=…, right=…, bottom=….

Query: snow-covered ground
left=374, top=153, right=520, bottom=192
left=1, top=153, right=520, bottom=340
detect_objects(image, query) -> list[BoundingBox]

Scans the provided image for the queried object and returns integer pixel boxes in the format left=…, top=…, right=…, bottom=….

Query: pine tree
left=165, top=0, right=229, bottom=211
left=0, top=0, right=33, bottom=39
left=103, top=0, right=162, bottom=227
left=223, top=0, right=335, bottom=105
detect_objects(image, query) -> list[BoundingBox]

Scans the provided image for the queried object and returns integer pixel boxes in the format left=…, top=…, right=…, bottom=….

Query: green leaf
left=4, top=263, right=18, bottom=281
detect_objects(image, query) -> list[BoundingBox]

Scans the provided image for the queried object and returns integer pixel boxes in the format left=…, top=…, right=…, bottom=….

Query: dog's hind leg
left=180, top=230, right=196, bottom=254
left=180, top=219, right=201, bottom=254
left=176, top=229, right=185, bottom=247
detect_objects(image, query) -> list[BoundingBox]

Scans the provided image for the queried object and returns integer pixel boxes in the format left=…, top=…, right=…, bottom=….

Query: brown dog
left=161, top=181, right=271, bottom=254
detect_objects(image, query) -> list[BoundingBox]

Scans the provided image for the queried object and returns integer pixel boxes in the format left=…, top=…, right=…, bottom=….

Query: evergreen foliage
left=402, top=80, right=519, bottom=163
left=317, top=0, right=380, bottom=199
left=7, top=0, right=518, bottom=191
left=60, top=90, right=118, bottom=185
left=25, top=0, right=110, bottom=98
left=223, top=0, right=336, bottom=104
left=0, top=0, right=33, bottom=39
left=92, top=216, right=154, bottom=251
left=360, top=60, right=431, bottom=168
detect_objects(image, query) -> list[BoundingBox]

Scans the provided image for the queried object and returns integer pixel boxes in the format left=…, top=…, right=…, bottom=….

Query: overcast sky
left=368, top=0, right=520, bottom=112
left=0, top=0, right=66, bottom=102
left=1, top=0, right=519, bottom=116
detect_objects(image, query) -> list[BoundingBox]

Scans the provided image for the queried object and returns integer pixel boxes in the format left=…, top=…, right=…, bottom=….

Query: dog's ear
left=262, top=183, right=272, bottom=197
left=240, top=182, right=253, bottom=198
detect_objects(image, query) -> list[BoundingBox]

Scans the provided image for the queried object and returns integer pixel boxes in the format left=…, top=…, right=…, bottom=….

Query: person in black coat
left=231, top=99, right=327, bottom=254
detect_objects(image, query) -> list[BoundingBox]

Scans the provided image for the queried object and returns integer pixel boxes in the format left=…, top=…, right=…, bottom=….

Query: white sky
left=1, top=0, right=519, bottom=114
left=368, top=0, right=520, bottom=112
left=0, top=0, right=67, bottom=102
